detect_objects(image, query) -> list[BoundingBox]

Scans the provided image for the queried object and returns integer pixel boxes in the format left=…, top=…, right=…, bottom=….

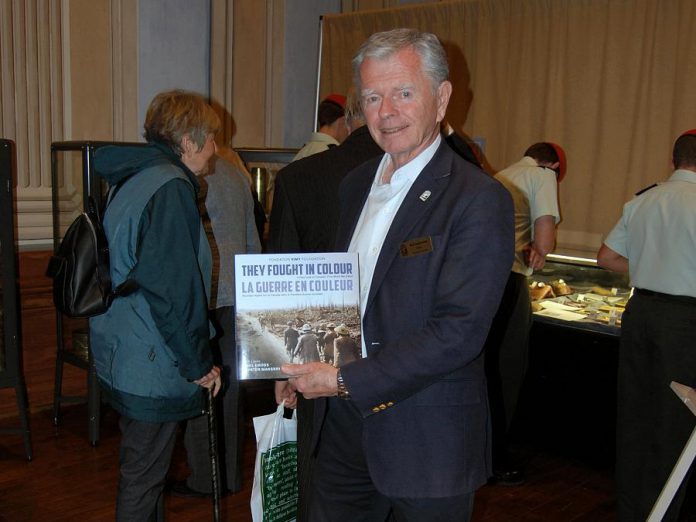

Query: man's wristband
left=336, top=368, right=351, bottom=400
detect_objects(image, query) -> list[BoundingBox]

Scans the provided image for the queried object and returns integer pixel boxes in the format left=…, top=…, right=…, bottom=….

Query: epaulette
left=635, top=183, right=657, bottom=196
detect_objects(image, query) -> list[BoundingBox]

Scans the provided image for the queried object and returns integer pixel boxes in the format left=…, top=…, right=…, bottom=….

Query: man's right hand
left=526, top=246, right=547, bottom=271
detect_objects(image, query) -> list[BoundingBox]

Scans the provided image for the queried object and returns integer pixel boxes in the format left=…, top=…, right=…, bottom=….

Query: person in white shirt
left=597, top=129, right=696, bottom=522
left=293, top=94, right=349, bottom=161
left=484, top=141, right=565, bottom=486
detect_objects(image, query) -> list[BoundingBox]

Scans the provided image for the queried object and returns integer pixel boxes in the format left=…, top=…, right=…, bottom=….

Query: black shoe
left=492, top=468, right=525, bottom=486
left=168, top=480, right=211, bottom=499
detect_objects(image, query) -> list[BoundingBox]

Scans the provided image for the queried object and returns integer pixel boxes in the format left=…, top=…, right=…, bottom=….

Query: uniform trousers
left=184, top=306, right=244, bottom=493
left=117, top=416, right=178, bottom=522
left=616, top=290, right=696, bottom=521
left=483, top=271, right=531, bottom=468
left=308, top=398, right=474, bottom=522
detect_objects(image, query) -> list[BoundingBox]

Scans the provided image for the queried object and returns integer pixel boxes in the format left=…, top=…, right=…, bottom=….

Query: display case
left=236, top=147, right=298, bottom=214
left=516, top=253, right=630, bottom=465
left=236, top=147, right=298, bottom=247
left=530, top=253, right=631, bottom=337
left=0, top=139, right=32, bottom=460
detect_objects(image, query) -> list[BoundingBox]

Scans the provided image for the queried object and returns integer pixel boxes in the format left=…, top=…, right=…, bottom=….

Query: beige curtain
left=321, top=0, right=696, bottom=256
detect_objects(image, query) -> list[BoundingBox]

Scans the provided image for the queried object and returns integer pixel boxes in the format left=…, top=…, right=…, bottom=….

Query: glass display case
left=516, top=253, right=629, bottom=465
left=236, top=147, right=298, bottom=247
left=529, top=253, right=631, bottom=337
left=0, top=139, right=32, bottom=460
left=236, top=148, right=298, bottom=214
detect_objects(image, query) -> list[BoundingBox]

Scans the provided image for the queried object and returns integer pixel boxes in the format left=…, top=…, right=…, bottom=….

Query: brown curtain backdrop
left=320, top=0, right=696, bottom=256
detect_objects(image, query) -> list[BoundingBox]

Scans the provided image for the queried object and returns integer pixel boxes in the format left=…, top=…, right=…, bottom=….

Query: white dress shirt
left=348, top=135, right=441, bottom=356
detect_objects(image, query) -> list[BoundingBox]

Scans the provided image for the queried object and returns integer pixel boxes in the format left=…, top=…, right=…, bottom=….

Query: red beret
left=323, top=93, right=346, bottom=109
left=679, top=129, right=696, bottom=137
left=547, top=142, right=567, bottom=182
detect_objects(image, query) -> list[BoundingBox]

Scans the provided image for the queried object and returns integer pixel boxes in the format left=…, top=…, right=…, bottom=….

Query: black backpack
left=46, top=185, right=137, bottom=318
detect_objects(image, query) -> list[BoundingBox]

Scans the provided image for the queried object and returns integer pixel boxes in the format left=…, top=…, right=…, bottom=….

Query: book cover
left=235, top=252, right=361, bottom=380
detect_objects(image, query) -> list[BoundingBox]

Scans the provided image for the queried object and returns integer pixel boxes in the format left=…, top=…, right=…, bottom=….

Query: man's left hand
left=281, top=362, right=338, bottom=399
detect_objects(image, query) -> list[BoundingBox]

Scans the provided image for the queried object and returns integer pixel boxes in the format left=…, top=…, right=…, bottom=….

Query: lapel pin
left=419, top=190, right=431, bottom=202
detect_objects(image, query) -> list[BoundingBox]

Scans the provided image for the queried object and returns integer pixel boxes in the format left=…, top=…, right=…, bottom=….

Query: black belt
left=635, top=288, right=696, bottom=306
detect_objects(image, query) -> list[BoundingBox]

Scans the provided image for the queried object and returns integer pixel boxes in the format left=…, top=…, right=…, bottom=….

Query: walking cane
left=208, top=387, right=221, bottom=522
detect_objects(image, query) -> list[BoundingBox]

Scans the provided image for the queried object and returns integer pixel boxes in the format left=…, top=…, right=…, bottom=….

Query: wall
left=281, top=0, right=341, bottom=148
left=138, top=0, right=211, bottom=128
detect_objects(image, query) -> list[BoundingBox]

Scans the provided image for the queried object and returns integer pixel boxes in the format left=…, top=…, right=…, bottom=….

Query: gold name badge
left=399, top=236, right=433, bottom=257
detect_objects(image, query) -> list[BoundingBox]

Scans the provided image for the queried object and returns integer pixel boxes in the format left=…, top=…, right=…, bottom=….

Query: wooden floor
left=1, top=385, right=695, bottom=521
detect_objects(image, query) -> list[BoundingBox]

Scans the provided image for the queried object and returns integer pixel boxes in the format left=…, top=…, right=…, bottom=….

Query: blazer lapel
left=365, top=143, right=454, bottom=315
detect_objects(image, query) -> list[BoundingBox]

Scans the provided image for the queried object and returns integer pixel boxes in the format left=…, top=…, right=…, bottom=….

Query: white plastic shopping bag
left=251, top=401, right=298, bottom=522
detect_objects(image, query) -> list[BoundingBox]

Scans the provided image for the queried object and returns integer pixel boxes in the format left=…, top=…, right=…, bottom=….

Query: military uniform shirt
left=495, top=156, right=560, bottom=276
left=604, top=169, right=696, bottom=298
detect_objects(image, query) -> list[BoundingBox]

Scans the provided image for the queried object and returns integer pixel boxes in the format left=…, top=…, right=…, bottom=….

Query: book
left=235, top=252, right=361, bottom=380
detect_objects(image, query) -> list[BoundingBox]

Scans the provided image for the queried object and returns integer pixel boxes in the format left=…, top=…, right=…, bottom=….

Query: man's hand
left=275, top=380, right=298, bottom=409
left=194, top=365, right=222, bottom=397
left=524, top=244, right=547, bottom=271
left=281, top=362, right=339, bottom=399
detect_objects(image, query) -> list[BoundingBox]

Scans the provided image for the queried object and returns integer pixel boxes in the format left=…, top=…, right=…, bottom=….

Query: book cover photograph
left=235, top=252, right=361, bottom=380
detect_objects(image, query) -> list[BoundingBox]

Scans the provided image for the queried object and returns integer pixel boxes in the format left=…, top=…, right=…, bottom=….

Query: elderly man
left=280, top=28, right=514, bottom=521
left=597, top=129, right=696, bottom=522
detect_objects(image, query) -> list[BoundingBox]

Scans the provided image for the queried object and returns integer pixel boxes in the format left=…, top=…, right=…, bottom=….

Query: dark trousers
left=483, top=272, right=531, bottom=468
left=308, top=398, right=475, bottom=522
left=616, top=291, right=696, bottom=521
left=117, top=417, right=178, bottom=522
left=184, top=306, right=244, bottom=493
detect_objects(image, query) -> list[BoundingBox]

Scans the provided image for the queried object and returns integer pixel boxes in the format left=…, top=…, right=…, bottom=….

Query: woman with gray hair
left=90, top=90, right=222, bottom=521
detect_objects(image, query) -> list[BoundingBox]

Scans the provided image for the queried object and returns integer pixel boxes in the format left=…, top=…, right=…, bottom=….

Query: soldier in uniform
left=332, top=324, right=360, bottom=368
left=293, top=324, right=320, bottom=364
left=597, top=129, right=696, bottom=522
left=321, top=323, right=337, bottom=366
left=284, top=321, right=299, bottom=359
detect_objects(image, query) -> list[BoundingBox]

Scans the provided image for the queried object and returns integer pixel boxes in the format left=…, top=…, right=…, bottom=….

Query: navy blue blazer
left=312, top=140, right=514, bottom=498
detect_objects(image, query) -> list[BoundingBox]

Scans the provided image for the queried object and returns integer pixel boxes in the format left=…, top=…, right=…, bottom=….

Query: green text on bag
left=261, top=441, right=297, bottom=522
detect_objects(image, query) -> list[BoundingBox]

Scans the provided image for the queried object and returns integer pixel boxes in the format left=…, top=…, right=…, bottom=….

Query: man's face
left=360, top=47, right=451, bottom=170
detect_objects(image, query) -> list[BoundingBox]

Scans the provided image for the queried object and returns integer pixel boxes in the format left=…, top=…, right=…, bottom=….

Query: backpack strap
left=102, top=174, right=140, bottom=300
